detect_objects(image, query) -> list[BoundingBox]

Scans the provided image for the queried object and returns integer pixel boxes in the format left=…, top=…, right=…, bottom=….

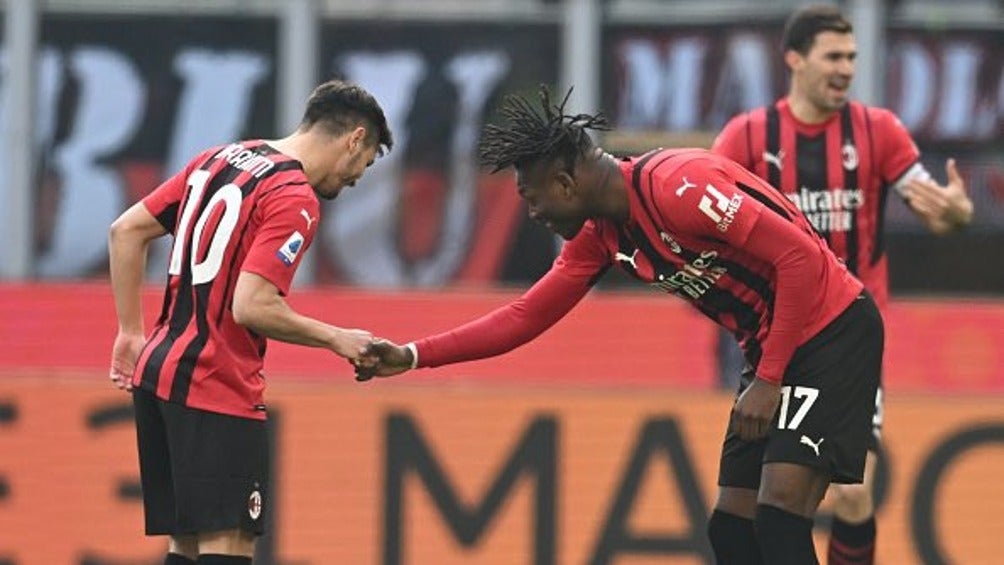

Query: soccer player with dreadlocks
left=356, top=86, right=884, bottom=564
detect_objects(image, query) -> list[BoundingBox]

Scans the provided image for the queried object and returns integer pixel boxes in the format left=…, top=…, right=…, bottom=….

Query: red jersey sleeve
left=241, top=187, right=320, bottom=296
left=710, top=113, right=752, bottom=169
left=870, top=107, right=921, bottom=184
left=413, top=225, right=608, bottom=368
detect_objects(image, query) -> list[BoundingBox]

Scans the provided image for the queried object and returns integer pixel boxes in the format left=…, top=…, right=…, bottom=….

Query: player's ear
left=348, top=126, right=367, bottom=153
left=784, top=49, right=802, bottom=71
left=555, top=170, right=575, bottom=198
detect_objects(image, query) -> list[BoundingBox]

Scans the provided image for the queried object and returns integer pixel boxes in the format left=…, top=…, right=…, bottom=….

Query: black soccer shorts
left=718, top=292, right=884, bottom=488
left=132, top=387, right=269, bottom=536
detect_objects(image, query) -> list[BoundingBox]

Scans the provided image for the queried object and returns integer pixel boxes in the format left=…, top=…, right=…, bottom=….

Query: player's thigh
left=161, top=401, right=270, bottom=537
left=715, top=486, right=759, bottom=519
left=758, top=461, right=830, bottom=518
left=198, top=528, right=256, bottom=557
left=168, top=535, right=198, bottom=560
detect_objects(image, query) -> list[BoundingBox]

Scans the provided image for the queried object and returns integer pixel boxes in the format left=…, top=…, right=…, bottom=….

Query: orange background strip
left=0, top=377, right=1002, bottom=564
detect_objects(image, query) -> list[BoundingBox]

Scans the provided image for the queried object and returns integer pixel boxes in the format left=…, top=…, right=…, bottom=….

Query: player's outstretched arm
left=902, top=158, right=973, bottom=234
left=232, top=271, right=372, bottom=360
left=108, top=202, right=168, bottom=391
left=353, top=339, right=414, bottom=381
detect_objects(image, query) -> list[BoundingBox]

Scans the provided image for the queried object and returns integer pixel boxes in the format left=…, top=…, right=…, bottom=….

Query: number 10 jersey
left=135, top=140, right=319, bottom=420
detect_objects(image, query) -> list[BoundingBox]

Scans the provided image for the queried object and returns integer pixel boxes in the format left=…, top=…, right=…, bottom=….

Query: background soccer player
left=711, top=5, right=973, bottom=564
left=356, top=87, right=884, bottom=564
left=108, top=80, right=391, bottom=565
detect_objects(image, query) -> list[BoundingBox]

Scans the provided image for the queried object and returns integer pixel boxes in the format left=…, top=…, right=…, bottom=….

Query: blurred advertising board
left=0, top=378, right=1001, bottom=564
left=2, top=15, right=559, bottom=285
left=3, top=14, right=1000, bottom=292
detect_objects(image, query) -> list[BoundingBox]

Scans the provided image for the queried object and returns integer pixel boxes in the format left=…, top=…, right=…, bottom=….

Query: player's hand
left=331, top=328, right=374, bottom=361
left=110, top=331, right=145, bottom=392
left=352, top=339, right=413, bottom=382
left=731, top=377, right=781, bottom=441
left=903, top=158, right=972, bottom=231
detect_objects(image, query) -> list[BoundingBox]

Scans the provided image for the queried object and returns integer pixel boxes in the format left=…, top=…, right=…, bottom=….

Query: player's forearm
left=232, top=294, right=339, bottom=348
left=414, top=307, right=546, bottom=367
left=108, top=224, right=151, bottom=335
left=414, top=267, right=590, bottom=368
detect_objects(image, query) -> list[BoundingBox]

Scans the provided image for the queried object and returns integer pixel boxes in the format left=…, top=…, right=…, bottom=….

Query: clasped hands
left=348, top=338, right=412, bottom=381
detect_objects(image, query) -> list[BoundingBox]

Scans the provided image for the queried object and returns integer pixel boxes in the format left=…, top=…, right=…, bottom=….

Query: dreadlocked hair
left=480, top=85, right=610, bottom=174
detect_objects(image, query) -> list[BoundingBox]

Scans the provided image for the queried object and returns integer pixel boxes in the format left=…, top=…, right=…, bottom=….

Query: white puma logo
left=614, top=249, right=640, bottom=270
left=800, top=435, right=824, bottom=457
left=675, top=177, right=696, bottom=197
left=763, top=150, right=784, bottom=171
left=300, top=208, right=317, bottom=230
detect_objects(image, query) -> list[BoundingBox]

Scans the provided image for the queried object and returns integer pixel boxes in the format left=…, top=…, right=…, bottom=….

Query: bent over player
left=108, top=80, right=391, bottom=565
left=712, top=6, right=972, bottom=563
left=357, top=87, right=883, bottom=564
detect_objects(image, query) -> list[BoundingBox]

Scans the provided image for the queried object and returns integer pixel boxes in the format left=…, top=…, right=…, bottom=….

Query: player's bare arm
left=232, top=271, right=372, bottom=360
left=108, top=202, right=167, bottom=391
left=902, top=158, right=973, bottom=234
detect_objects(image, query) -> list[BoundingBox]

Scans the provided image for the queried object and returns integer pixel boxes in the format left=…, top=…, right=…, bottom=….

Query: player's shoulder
left=713, top=106, right=768, bottom=151
left=857, top=103, right=904, bottom=128
left=644, top=150, right=734, bottom=204
left=724, top=105, right=768, bottom=128
left=649, top=148, right=728, bottom=173
left=187, top=143, right=230, bottom=170
left=258, top=175, right=316, bottom=205
left=634, top=148, right=705, bottom=181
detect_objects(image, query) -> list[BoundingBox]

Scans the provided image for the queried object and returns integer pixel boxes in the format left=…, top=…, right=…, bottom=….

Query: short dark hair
left=301, top=79, right=393, bottom=155
left=781, top=4, right=853, bottom=55
left=479, top=85, right=609, bottom=175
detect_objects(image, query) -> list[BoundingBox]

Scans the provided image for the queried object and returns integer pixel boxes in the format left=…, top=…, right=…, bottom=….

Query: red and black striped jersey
left=134, top=140, right=319, bottom=420
left=712, top=98, right=921, bottom=311
left=413, top=149, right=862, bottom=383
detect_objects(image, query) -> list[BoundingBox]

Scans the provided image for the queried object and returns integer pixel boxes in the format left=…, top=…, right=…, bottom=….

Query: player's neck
left=593, top=153, right=629, bottom=222
left=268, top=133, right=323, bottom=185
left=267, top=134, right=305, bottom=163
left=786, top=92, right=837, bottom=125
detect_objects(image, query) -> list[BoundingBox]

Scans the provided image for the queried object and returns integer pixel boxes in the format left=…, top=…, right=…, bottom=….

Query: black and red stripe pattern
left=604, top=149, right=858, bottom=376
left=713, top=98, right=921, bottom=311
left=135, top=141, right=316, bottom=419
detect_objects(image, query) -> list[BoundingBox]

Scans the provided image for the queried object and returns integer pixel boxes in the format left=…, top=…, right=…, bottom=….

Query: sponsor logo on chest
left=786, top=186, right=865, bottom=233
left=650, top=250, right=728, bottom=300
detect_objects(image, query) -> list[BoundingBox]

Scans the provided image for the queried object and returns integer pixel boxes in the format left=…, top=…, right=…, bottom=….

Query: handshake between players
left=351, top=338, right=414, bottom=381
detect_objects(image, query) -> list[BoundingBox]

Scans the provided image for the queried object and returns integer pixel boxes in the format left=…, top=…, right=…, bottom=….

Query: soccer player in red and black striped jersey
left=711, top=6, right=973, bottom=564
left=108, top=80, right=392, bottom=565
left=357, top=87, right=884, bottom=564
